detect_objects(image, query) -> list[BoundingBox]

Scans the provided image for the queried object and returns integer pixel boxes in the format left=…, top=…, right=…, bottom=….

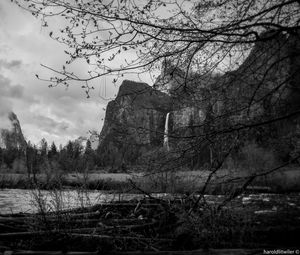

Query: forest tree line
left=0, top=139, right=105, bottom=174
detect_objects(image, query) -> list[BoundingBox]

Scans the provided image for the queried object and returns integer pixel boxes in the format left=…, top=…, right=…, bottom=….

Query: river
left=0, top=189, right=146, bottom=214
left=1, top=189, right=300, bottom=215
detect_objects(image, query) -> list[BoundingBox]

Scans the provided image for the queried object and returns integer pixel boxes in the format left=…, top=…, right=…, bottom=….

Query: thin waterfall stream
left=163, top=112, right=170, bottom=151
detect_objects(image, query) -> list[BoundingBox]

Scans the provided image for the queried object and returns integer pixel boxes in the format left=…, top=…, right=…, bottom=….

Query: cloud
left=0, top=98, right=13, bottom=118
left=0, top=1, right=110, bottom=146
left=31, top=114, right=69, bottom=134
left=0, top=1, right=150, bottom=146
left=0, top=76, right=24, bottom=98
left=0, top=62, right=24, bottom=125
left=0, top=58, right=26, bottom=120
left=0, top=59, right=22, bottom=70
left=0, top=59, right=24, bottom=99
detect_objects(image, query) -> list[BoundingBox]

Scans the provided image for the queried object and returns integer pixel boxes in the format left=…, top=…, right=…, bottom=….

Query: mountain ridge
left=97, top=30, right=300, bottom=168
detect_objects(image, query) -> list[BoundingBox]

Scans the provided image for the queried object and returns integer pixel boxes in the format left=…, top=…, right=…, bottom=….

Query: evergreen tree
left=26, top=141, right=39, bottom=176
left=84, top=139, right=95, bottom=170
left=48, top=142, right=57, bottom=159
left=0, top=147, right=2, bottom=167
left=3, top=147, right=19, bottom=169
left=66, top=140, right=74, bottom=158
left=85, top=140, right=92, bottom=154
left=40, top=138, right=48, bottom=158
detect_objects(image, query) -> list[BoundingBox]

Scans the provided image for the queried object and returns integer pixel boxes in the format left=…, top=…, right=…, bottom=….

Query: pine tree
left=84, top=139, right=95, bottom=170
left=48, top=142, right=57, bottom=158
left=40, top=138, right=48, bottom=158
left=85, top=140, right=92, bottom=154
left=0, top=147, right=3, bottom=168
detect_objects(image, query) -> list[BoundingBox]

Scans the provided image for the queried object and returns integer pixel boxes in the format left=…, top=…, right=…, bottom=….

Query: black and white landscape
left=0, top=1, right=300, bottom=254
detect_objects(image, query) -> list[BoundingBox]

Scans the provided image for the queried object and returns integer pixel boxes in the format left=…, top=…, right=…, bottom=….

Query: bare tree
left=13, top=0, right=300, bottom=197
left=13, top=0, right=300, bottom=87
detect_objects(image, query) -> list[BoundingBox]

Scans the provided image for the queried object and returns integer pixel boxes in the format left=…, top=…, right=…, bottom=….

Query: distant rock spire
left=0, top=111, right=26, bottom=150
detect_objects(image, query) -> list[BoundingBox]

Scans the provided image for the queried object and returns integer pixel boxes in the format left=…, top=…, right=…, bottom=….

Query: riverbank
left=1, top=193, right=300, bottom=253
left=0, top=172, right=133, bottom=191
left=1, top=167, right=300, bottom=194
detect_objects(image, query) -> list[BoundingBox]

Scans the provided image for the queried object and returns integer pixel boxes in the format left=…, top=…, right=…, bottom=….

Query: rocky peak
left=117, top=80, right=150, bottom=97
left=97, top=80, right=171, bottom=167
left=0, top=112, right=26, bottom=150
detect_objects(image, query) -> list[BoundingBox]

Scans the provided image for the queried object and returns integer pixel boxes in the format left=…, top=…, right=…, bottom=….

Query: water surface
left=1, top=189, right=300, bottom=215
left=0, top=189, right=142, bottom=214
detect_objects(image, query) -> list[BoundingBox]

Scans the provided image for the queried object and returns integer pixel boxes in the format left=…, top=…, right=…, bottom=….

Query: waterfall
left=163, top=112, right=170, bottom=151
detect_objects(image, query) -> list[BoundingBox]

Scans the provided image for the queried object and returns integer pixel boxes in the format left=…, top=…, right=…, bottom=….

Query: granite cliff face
left=98, top=80, right=171, bottom=166
left=0, top=112, right=26, bottom=150
left=98, top=30, right=300, bottom=167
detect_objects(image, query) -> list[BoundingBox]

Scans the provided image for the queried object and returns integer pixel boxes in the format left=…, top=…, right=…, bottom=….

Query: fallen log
left=30, top=217, right=150, bottom=226
left=0, top=230, right=168, bottom=242
left=0, top=249, right=263, bottom=255
left=0, top=223, right=26, bottom=232
left=112, top=249, right=263, bottom=255
left=2, top=251, right=98, bottom=255
left=64, top=222, right=156, bottom=233
left=97, top=202, right=163, bottom=207
left=110, top=249, right=263, bottom=255
left=28, top=202, right=162, bottom=217
left=0, top=217, right=27, bottom=223
left=69, top=233, right=172, bottom=242
left=0, top=231, right=43, bottom=240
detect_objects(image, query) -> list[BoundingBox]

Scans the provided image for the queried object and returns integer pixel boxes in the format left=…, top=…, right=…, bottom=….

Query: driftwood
left=0, top=198, right=165, bottom=249
left=0, top=232, right=171, bottom=242
left=69, top=233, right=172, bottom=242
left=0, top=231, right=50, bottom=240
left=31, top=218, right=151, bottom=226
left=0, top=223, right=26, bottom=232
left=2, top=195, right=295, bottom=253
left=0, top=231, right=164, bottom=241
left=111, top=250, right=262, bottom=255
left=0, top=249, right=263, bottom=255
left=67, top=222, right=156, bottom=233
left=0, top=217, right=27, bottom=223
left=1, top=251, right=98, bottom=255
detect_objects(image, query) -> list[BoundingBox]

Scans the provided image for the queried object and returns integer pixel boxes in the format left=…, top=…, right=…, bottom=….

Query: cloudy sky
left=0, top=1, right=152, bottom=146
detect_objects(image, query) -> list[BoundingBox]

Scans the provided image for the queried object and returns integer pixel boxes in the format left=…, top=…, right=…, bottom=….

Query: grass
left=0, top=167, right=300, bottom=194
left=131, top=167, right=300, bottom=194
left=0, top=173, right=132, bottom=191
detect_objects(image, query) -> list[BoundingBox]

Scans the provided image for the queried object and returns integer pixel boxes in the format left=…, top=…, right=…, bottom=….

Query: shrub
left=175, top=204, right=254, bottom=248
left=241, top=143, right=277, bottom=173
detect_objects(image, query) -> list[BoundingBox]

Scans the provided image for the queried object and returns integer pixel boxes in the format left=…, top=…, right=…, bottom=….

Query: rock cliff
left=0, top=112, right=27, bottom=150
left=98, top=80, right=171, bottom=167
left=98, top=30, right=300, bottom=168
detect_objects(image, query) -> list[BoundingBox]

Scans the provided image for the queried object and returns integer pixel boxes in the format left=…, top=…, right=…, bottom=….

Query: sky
left=0, top=1, right=152, bottom=147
